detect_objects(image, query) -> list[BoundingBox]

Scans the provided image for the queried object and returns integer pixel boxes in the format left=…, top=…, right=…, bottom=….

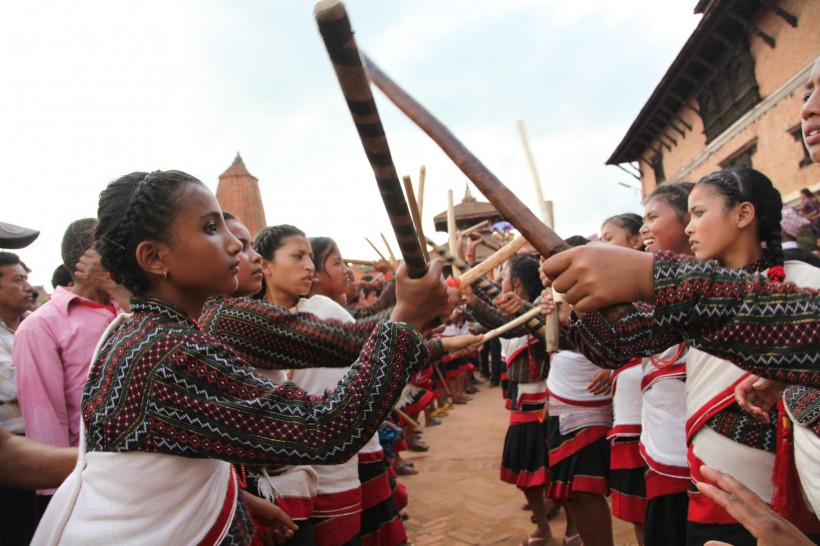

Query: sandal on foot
left=520, top=535, right=551, bottom=546
left=562, top=533, right=582, bottom=546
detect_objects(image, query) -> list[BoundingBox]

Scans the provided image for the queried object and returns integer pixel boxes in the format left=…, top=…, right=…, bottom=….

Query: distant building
left=433, top=185, right=510, bottom=261
left=215, top=153, right=267, bottom=237
left=607, top=0, right=819, bottom=203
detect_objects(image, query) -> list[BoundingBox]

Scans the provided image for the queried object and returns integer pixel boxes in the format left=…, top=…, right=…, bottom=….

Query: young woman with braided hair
left=32, top=170, right=449, bottom=545
left=675, top=168, right=819, bottom=545
left=599, top=213, right=647, bottom=545
left=554, top=167, right=820, bottom=545
left=634, top=183, right=692, bottom=546
left=496, top=254, right=555, bottom=546
left=300, top=236, right=413, bottom=546
left=248, top=229, right=478, bottom=546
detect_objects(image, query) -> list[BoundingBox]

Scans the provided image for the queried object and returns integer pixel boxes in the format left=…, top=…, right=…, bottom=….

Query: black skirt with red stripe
left=609, top=437, right=646, bottom=524
left=546, top=416, right=611, bottom=501
left=499, top=411, right=550, bottom=490
left=357, top=451, right=407, bottom=546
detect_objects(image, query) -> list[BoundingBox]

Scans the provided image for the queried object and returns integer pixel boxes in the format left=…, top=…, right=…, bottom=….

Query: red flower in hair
left=445, top=277, right=461, bottom=289
left=767, top=265, right=785, bottom=283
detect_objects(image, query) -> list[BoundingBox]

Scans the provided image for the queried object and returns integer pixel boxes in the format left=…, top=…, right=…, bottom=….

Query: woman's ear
left=511, top=276, right=521, bottom=291
left=135, top=241, right=167, bottom=279
left=736, top=202, right=756, bottom=229
left=629, top=234, right=644, bottom=250
left=260, top=258, right=274, bottom=277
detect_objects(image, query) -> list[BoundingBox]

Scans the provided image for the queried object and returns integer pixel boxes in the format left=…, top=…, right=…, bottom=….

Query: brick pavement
left=398, top=382, right=636, bottom=546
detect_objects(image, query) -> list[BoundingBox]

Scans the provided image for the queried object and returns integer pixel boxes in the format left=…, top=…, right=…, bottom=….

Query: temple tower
left=215, top=152, right=267, bottom=237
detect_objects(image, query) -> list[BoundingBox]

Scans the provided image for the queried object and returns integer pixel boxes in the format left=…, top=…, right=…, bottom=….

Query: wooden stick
left=433, top=361, right=453, bottom=397
left=393, top=408, right=421, bottom=428
left=455, top=236, right=528, bottom=288
left=362, top=54, right=569, bottom=259
left=417, top=165, right=426, bottom=218
left=345, top=259, right=377, bottom=266
left=427, top=238, right=546, bottom=338
left=518, top=121, right=561, bottom=353
left=459, top=219, right=490, bottom=238
left=380, top=232, right=398, bottom=267
left=314, top=1, right=428, bottom=278
left=402, top=175, right=430, bottom=262
left=517, top=120, right=551, bottom=225
left=481, top=307, right=543, bottom=343
left=480, top=238, right=500, bottom=251
left=541, top=200, right=561, bottom=351
left=447, top=189, right=460, bottom=275
left=365, top=237, right=388, bottom=262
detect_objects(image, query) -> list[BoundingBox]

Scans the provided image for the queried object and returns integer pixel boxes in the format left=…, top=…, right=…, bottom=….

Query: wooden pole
left=427, top=238, right=546, bottom=338
left=454, top=236, right=528, bottom=288
left=417, top=165, right=426, bottom=218
left=459, top=219, right=490, bottom=238
left=393, top=408, right=421, bottom=428
left=380, top=232, right=398, bottom=268
left=480, top=307, right=543, bottom=343
left=314, top=1, right=429, bottom=278
left=365, top=237, right=388, bottom=262
left=345, top=259, right=377, bottom=266
left=433, top=362, right=453, bottom=397
left=447, top=189, right=460, bottom=275
left=402, top=175, right=430, bottom=262
left=517, top=120, right=561, bottom=353
left=362, top=54, right=569, bottom=259
left=517, top=120, right=551, bottom=224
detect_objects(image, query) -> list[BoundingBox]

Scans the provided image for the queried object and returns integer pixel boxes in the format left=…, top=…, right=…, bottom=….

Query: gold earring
left=163, top=270, right=168, bottom=280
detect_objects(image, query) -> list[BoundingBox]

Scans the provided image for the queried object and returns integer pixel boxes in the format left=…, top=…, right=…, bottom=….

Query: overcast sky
left=0, top=1, right=700, bottom=287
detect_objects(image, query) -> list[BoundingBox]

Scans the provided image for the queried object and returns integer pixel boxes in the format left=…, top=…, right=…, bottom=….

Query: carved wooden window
left=719, top=140, right=756, bottom=170
left=695, top=44, right=760, bottom=142
left=650, top=153, right=665, bottom=184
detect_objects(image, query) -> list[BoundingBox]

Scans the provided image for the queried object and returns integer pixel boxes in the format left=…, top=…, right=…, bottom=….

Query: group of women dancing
left=20, top=55, right=820, bottom=546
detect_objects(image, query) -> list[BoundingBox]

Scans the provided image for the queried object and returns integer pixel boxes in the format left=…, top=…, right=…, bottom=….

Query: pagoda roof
left=220, top=152, right=258, bottom=180
left=433, top=186, right=503, bottom=232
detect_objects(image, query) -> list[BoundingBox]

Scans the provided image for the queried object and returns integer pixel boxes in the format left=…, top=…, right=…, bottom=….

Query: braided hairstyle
left=695, top=168, right=785, bottom=282
left=95, top=170, right=203, bottom=294
left=61, top=218, right=97, bottom=278
left=508, top=254, right=542, bottom=303
left=309, top=237, right=339, bottom=275
left=601, top=212, right=645, bottom=250
left=644, top=182, right=693, bottom=223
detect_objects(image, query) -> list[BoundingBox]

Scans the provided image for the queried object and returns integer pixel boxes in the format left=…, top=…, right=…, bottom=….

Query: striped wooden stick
left=315, top=0, right=428, bottom=278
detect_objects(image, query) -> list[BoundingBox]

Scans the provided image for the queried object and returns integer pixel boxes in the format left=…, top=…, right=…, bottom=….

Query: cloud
left=0, top=0, right=698, bottom=285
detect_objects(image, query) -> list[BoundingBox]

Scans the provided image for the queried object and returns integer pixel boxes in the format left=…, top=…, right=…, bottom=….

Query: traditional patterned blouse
left=200, top=295, right=443, bottom=371
left=569, top=251, right=819, bottom=385
left=82, top=296, right=428, bottom=544
left=349, top=279, right=396, bottom=319
left=567, top=252, right=819, bottom=435
left=466, top=292, right=548, bottom=385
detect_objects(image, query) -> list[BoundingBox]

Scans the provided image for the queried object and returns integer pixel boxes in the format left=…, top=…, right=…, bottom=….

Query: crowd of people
left=0, top=55, right=817, bottom=546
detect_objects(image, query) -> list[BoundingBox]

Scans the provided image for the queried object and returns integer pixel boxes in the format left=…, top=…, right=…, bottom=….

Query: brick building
left=607, top=0, right=819, bottom=204
left=215, top=153, right=267, bottom=237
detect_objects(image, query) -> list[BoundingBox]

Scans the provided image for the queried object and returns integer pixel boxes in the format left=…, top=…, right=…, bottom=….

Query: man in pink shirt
left=14, top=219, right=127, bottom=502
